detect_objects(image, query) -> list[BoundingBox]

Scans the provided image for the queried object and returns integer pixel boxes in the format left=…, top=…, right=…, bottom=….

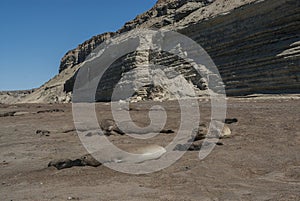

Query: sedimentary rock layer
left=19, top=0, right=300, bottom=103
left=180, top=0, right=300, bottom=95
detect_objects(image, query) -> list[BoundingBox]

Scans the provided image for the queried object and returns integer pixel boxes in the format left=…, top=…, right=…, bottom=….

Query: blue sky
left=0, top=0, right=157, bottom=91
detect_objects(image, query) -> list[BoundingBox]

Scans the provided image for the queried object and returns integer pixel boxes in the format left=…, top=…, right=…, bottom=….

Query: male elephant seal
left=80, top=154, right=102, bottom=167
left=90, top=144, right=166, bottom=164
left=118, top=144, right=166, bottom=164
left=48, top=158, right=83, bottom=170
left=48, top=144, right=166, bottom=170
left=48, top=156, right=100, bottom=170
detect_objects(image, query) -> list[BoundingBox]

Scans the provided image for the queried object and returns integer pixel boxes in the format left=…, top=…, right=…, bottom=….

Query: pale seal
left=48, top=144, right=166, bottom=170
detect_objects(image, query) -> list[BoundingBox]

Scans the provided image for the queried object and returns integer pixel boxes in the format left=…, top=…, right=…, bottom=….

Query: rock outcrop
left=0, top=89, right=35, bottom=104
left=59, top=32, right=115, bottom=73
left=179, top=0, right=300, bottom=95
left=18, top=0, right=300, bottom=103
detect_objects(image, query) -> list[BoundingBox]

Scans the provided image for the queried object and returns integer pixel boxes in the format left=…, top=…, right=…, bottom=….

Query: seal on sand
left=91, top=144, right=167, bottom=164
left=174, top=120, right=234, bottom=151
left=48, top=144, right=166, bottom=170
left=48, top=156, right=101, bottom=170
left=48, top=159, right=78, bottom=170
left=100, top=119, right=125, bottom=136
left=80, top=154, right=102, bottom=167
left=192, top=121, right=232, bottom=141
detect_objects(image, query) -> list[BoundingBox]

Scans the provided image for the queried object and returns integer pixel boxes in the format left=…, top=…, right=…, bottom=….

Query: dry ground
left=0, top=97, right=299, bottom=201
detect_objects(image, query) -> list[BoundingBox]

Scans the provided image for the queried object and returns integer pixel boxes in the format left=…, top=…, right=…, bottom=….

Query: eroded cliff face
left=180, top=0, right=300, bottom=95
left=59, top=32, right=115, bottom=73
left=19, top=0, right=300, bottom=103
left=59, top=0, right=214, bottom=73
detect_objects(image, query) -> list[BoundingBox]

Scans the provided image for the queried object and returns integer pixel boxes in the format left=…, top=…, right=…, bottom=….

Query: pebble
left=67, top=197, right=79, bottom=200
left=216, top=142, right=224, bottom=146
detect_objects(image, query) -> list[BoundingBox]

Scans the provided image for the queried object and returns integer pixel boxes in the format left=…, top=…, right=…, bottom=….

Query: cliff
left=0, top=89, right=36, bottom=104
left=180, top=0, right=300, bottom=95
left=59, top=32, right=115, bottom=73
left=18, top=0, right=300, bottom=103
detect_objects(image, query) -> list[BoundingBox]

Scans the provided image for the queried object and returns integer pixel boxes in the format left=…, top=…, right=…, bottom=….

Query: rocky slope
left=0, top=89, right=35, bottom=104
left=59, top=32, right=116, bottom=73
left=19, top=0, right=300, bottom=103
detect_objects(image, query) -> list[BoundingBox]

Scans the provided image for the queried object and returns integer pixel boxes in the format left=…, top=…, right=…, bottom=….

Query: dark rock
left=62, top=128, right=76, bottom=133
left=174, top=143, right=190, bottom=151
left=174, top=143, right=202, bottom=151
left=0, top=111, right=16, bottom=117
left=36, top=130, right=50, bottom=136
left=37, top=109, right=64, bottom=113
left=160, top=129, right=175, bottom=134
left=192, top=123, right=208, bottom=141
left=188, top=143, right=202, bottom=151
left=224, top=118, right=238, bottom=124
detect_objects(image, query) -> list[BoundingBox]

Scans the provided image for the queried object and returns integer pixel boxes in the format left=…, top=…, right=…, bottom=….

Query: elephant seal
left=48, top=159, right=77, bottom=170
left=48, top=144, right=166, bottom=170
left=100, top=119, right=125, bottom=136
left=92, top=144, right=167, bottom=164
left=48, top=156, right=101, bottom=170
left=80, top=154, right=102, bottom=167
left=175, top=120, right=233, bottom=151
left=123, top=144, right=167, bottom=163
left=220, top=124, right=231, bottom=138
left=192, top=121, right=232, bottom=141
